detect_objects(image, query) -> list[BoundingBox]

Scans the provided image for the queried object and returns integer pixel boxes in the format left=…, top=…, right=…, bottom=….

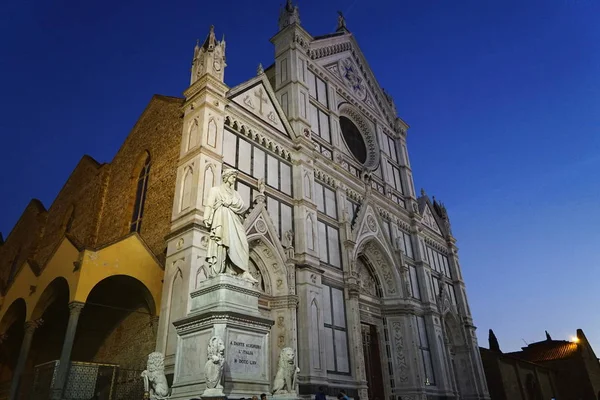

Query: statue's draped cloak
left=204, top=184, right=249, bottom=274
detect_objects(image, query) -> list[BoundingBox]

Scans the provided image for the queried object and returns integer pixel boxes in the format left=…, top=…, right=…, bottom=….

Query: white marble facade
left=155, top=3, right=490, bottom=400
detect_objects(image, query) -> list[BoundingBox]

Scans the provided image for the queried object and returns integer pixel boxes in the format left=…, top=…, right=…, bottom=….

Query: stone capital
left=68, top=301, right=85, bottom=315
left=24, top=318, right=43, bottom=333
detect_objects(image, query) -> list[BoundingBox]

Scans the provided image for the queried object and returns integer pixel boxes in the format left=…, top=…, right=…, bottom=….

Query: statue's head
left=147, top=352, right=165, bottom=373
left=279, top=347, right=295, bottom=367
left=222, top=168, right=238, bottom=184
left=208, top=336, right=225, bottom=358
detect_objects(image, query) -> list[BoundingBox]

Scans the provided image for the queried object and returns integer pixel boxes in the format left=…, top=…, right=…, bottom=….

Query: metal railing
left=24, top=361, right=144, bottom=400
left=0, top=380, right=10, bottom=400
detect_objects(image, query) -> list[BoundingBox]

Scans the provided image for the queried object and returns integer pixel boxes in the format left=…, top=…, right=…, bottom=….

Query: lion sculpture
left=141, top=352, right=170, bottom=400
left=204, top=336, right=226, bottom=395
left=272, top=347, right=300, bottom=395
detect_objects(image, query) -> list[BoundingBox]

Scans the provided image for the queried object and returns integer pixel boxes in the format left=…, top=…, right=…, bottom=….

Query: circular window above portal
left=340, top=116, right=367, bottom=164
left=338, top=106, right=380, bottom=170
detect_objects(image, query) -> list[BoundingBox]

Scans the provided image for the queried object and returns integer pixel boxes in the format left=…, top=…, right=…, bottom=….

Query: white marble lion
left=272, top=347, right=300, bottom=394
left=141, top=352, right=170, bottom=400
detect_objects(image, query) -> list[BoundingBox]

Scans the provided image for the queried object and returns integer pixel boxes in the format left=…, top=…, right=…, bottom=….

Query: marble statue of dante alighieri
left=203, top=168, right=258, bottom=283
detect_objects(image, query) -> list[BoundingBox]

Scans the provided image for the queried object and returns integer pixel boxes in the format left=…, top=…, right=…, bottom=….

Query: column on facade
left=9, top=320, right=41, bottom=400
left=296, top=265, right=327, bottom=387
left=345, top=267, right=369, bottom=400
left=51, top=301, right=85, bottom=400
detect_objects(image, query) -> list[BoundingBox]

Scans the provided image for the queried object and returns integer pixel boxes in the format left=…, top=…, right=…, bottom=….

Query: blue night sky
left=1, top=0, right=599, bottom=353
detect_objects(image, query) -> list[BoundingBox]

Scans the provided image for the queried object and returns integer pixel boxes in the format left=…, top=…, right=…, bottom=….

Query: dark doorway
left=361, top=323, right=384, bottom=400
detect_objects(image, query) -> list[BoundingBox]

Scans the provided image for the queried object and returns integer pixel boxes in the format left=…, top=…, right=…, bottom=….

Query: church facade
left=0, top=3, right=489, bottom=400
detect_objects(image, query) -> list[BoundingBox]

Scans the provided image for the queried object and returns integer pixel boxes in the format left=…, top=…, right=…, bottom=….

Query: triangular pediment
left=353, top=203, right=392, bottom=252
left=243, top=197, right=289, bottom=263
left=228, top=75, right=295, bottom=138
left=309, top=34, right=400, bottom=129
left=422, top=204, right=443, bottom=235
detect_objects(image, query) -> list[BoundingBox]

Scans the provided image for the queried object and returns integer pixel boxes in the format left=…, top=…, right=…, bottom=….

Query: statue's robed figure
left=203, top=168, right=257, bottom=282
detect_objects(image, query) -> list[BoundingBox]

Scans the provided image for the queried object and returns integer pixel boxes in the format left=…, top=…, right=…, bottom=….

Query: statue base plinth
left=272, top=393, right=301, bottom=400
left=202, top=388, right=226, bottom=397
left=170, top=275, right=274, bottom=400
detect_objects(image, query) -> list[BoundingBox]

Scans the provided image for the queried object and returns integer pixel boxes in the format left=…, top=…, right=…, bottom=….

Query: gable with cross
left=254, top=88, right=268, bottom=116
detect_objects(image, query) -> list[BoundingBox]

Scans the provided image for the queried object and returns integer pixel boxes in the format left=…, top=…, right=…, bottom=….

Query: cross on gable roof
left=228, top=74, right=296, bottom=138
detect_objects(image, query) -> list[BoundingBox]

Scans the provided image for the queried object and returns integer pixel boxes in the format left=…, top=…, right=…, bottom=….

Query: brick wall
left=0, top=200, right=47, bottom=287
left=34, top=156, right=105, bottom=267
left=90, top=306, right=156, bottom=369
left=0, top=94, right=184, bottom=290
left=95, top=95, right=183, bottom=264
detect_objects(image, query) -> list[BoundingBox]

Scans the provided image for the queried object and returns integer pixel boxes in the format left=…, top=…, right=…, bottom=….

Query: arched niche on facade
left=355, top=257, right=382, bottom=298
left=443, top=310, right=473, bottom=395
left=247, top=234, right=289, bottom=297
left=355, top=238, right=402, bottom=298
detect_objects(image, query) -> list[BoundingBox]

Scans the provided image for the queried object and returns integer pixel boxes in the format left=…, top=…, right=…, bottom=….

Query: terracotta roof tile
left=509, top=341, right=578, bottom=363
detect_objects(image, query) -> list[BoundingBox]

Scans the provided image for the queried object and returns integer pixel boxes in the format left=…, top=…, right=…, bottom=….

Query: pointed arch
left=306, top=213, right=315, bottom=251
left=187, top=118, right=199, bottom=151
left=0, top=298, right=26, bottom=335
left=30, top=277, right=70, bottom=321
left=310, top=297, right=321, bottom=369
left=355, top=237, right=402, bottom=297
left=129, top=151, right=151, bottom=233
left=165, top=267, right=184, bottom=356
left=207, top=117, right=217, bottom=148
left=356, top=256, right=382, bottom=298
left=443, top=312, right=465, bottom=349
left=202, top=164, right=216, bottom=206
left=180, top=165, right=194, bottom=212
left=247, top=234, right=288, bottom=296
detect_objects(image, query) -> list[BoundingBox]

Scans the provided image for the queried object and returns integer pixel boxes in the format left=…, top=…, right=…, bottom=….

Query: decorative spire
left=202, top=25, right=217, bottom=51
left=257, top=63, right=264, bottom=76
left=420, top=188, right=426, bottom=197
left=336, top=11, right=347, bottom=32
left=489, top=329, right=501, bottom=352
left=278, top=0, right=300, bottom=31
left=190, top=25, right=227, bottom=85
left=545, top=330, right=552, bottom=341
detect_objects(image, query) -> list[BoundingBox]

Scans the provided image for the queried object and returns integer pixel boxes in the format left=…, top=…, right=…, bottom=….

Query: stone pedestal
left=170, top=274, right=274, bottom=400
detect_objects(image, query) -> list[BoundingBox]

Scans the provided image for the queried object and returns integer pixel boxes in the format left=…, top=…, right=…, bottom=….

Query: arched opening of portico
left=71, top=275, right=156, bottom=370
left=0, top=298, right=26, bottom=387
left=27, top=278, right=70, bottom=370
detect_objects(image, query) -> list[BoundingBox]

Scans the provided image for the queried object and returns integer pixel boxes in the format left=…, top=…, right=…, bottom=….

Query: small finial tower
left=545, top=330, right=552, bottom=341
left=257, top=63, right=264, bottom=76
left=489, top=329, right=501, bottom=353
left=191, top=25, right=226, bottom=85
left=278, top=0, right=300, bottom=31
left=336, top=11, right=348, bottom=32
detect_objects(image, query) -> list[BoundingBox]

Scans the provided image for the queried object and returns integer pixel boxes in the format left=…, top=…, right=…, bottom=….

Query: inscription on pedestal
left=226, top=331, right=267, bottom=380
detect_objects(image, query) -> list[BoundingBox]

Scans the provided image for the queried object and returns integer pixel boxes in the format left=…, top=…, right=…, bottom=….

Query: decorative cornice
left=423, top=236, right=449, bottom=254
left=270, top=295, right=299, bottom=310
left=308, top=42, right=351, bottom=60
left=224, top=115, right=292, bottom=161
left=174, top=311, right=274, bottom=335
left=314, top=168, right=337, bottom=188
left=346, top=187, right=363, bottom=203
left=190, top=283, right=261, bottom=299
